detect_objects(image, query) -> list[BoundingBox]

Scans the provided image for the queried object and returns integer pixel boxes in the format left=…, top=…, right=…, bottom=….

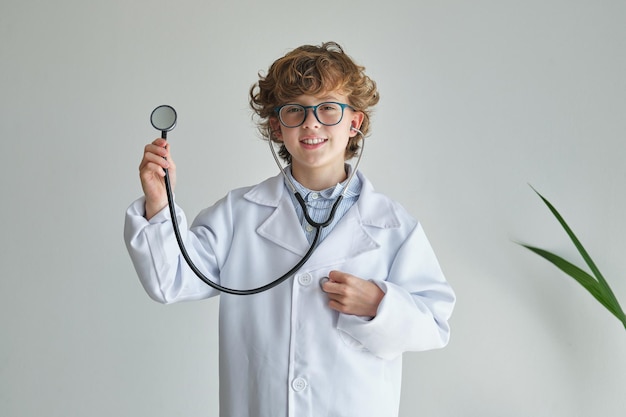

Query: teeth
left=302, top=138, right=325, bottom=145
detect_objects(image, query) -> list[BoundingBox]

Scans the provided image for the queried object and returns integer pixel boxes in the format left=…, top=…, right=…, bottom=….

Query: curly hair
left=249, top=42, right=379, bottom=163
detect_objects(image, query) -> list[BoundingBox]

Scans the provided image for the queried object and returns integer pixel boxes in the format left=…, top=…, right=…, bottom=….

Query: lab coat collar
left=243, top=172, right=400, bottom=264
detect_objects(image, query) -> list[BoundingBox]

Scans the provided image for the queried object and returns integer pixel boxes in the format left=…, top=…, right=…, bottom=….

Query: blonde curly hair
left=250, top=42, right=379, bottom=163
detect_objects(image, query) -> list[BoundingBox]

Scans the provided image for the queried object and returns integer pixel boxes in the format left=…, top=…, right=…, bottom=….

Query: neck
left=291, top=163, right=347, bottom=191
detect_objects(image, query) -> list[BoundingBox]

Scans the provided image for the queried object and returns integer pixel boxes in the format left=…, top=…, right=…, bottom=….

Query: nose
left=302, top=107, right=320, bottom=128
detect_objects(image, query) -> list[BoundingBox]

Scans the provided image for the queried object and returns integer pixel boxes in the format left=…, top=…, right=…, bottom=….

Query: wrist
left=144, top=200, right=167, bottom=220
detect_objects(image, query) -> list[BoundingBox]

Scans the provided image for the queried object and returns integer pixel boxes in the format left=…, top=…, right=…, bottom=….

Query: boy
left=125, top=42, right=455, bottom=417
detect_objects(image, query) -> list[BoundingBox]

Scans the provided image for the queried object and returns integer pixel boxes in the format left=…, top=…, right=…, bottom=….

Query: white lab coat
left=124, top=171, right=455, bottom=417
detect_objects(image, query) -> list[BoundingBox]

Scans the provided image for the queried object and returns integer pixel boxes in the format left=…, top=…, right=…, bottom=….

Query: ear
left=349, top=111, right=365, bottom=137
left=269, top=117, right=283, bottom=140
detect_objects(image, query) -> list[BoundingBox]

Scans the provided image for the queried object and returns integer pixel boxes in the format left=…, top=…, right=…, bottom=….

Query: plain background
left=2, top=1, right=625, bottom=416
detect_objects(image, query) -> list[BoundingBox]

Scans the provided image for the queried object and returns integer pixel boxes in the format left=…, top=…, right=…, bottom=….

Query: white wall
left=2, top=1, right=625, bottom=416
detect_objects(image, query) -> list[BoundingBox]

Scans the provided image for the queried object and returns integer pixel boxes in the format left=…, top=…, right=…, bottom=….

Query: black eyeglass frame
left=274, top=102, right=355, bottom=128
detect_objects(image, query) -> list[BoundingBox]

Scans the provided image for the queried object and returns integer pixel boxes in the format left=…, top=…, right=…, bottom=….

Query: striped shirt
left=284, top=165, right=362, bottom=244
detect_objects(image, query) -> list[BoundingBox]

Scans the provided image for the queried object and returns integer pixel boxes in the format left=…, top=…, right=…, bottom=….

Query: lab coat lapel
left=303, top=207, right=378, bottom=269
left=244, top=171, right=400, bottom=267
left=303, top=172, right=401, bottom=269
left=244, top=174, right=310, bottom=256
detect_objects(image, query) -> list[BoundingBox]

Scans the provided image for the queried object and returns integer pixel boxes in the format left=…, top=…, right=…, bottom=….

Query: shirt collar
left=284, top=164, right=362, bottom=201
left=243, top=171, right=401, bottom=230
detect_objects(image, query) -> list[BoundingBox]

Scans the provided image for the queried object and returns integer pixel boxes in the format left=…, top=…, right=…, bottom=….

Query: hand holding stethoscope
left=139, top=106, right=178, bottom=220
left=139, top=138, right=177, bottom=221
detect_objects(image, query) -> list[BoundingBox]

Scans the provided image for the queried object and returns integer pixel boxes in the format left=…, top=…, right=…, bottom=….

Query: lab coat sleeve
left=336, top=222, right=455, bottom=360
left=123, top=196, right=224, bottom=303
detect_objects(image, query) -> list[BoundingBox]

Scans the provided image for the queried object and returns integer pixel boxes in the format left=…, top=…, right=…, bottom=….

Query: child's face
left=271, top=92, right=364, bottom=187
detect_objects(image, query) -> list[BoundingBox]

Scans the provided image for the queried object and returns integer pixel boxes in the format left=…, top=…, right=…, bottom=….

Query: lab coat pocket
left=338, top=327, right=368, bottom=351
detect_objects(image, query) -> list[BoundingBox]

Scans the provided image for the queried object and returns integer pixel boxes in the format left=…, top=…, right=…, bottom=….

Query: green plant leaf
left=530, top=186, right=623, bottom=311
left=519, top=187, right=626, bottom=330
left=531, top=188, right=626, bottom=319
left=520, top=244, right=626, bottom=325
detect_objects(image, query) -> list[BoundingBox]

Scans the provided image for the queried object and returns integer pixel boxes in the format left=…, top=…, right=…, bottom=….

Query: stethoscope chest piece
left=151, top=105, right=177, bottom=134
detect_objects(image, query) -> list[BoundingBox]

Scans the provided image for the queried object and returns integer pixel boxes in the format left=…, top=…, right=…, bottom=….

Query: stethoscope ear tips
left=350, top=126, right=363, bottom=135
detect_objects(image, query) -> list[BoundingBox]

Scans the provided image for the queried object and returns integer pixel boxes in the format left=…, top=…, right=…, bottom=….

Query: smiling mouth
left=300, top=138, right=327, bottom=145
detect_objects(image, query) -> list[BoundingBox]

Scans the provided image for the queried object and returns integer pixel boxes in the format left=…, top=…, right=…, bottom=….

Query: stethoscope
left=150, top=105, right=364, bottom=295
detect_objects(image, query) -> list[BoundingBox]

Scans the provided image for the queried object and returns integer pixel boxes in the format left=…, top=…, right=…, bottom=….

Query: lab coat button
left=298, top=273, right=312, bottom=286
left=292, top=377, right=307, bottom=392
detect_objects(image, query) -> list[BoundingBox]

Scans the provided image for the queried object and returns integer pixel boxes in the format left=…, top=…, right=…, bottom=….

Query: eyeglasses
left=274, top=102, right=355, bottom=128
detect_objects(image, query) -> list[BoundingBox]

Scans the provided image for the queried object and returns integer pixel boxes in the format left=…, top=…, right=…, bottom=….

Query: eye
left=284, top=105, right=304, bottom=114
left=318, top=103, right=340, bottom=112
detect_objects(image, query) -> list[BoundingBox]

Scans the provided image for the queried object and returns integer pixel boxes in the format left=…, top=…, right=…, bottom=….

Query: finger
left=139, top=162, right=167, bottom=181
left=328, top=270, right=355, bottom=284
left=327, top=299, right=347, bottom=313
left=145, top=142, right=169, bottom=159
left=140, top=142, right=174, bottom=170
left=144, top=148, right=171, bottom=164
left=140, top=153, right=168, bottom=171
left=139, top=163, right=166, bottom=182
left=321, top=278, right=348, bottom=297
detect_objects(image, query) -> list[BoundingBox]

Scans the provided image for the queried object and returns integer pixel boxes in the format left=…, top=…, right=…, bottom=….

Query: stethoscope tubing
left=163, top=166, right=334, bottom=295
left=160, top=126, right=362, bottom=296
